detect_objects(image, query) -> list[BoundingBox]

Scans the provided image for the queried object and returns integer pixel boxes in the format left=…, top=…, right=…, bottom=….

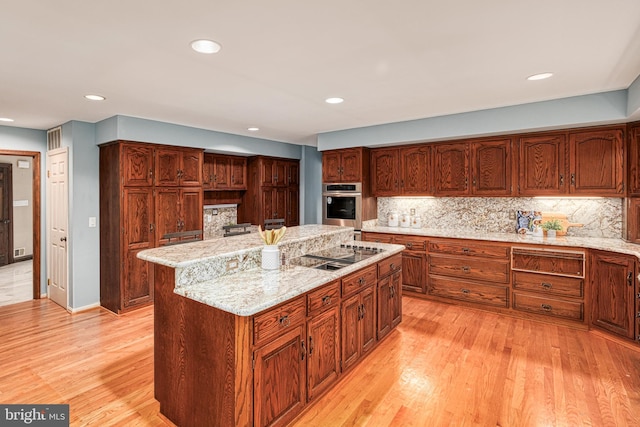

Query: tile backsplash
left=376, top=197, right=623, bottom=238
left=204, top=205, right=239, bottom=239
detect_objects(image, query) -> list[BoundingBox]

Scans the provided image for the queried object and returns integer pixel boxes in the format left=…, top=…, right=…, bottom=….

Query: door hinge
left=47, top=278, right=50, bottom=286
left=47, top=170, right=50, bottom=178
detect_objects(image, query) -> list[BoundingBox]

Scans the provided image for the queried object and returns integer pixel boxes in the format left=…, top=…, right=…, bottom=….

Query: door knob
left=60, top=237, right=67, bottom=242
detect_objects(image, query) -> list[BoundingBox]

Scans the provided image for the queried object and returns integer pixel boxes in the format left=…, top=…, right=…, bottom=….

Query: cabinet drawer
left=512, top=248, right=585, bottom=277
left=378, top=254, right=402, bottom=278
left=307, top=280, right=340, bottom=316
left=254, top=297, right=306, bottom=346
left=393, top=235, right=427, bottom=251
left=429, top=240, right=510, bottom=259
left=512, top=292, right=583, bottom=321
left=362, top=232, right=394, bottom=244
left=342, top=264, right=377, bottom=297
left=429, top=254, right=509, bottom=283
left=512, top=271, right=583, bottom=298
left=428, top=275, right=508, bottom=307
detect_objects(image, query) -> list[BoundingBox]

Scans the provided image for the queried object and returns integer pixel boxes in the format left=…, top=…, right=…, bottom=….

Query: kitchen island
left=138, top=224, right=404, bottom=427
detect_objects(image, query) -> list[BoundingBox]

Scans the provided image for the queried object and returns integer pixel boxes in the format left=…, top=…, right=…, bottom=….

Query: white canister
left=261, top=245, right=280, bottom=270
left=400, top=212, right=410, bottom=228
left=411, top=216, right=422, bottom=228
left=388, top=211, right=399, bottom=227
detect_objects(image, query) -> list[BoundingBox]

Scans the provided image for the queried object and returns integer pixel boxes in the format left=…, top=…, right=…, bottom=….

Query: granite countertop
left=362, top=225, right=640, bottom=259
left=138, top=224, right=405, bottom=316
left=174, top=243, right=404, bottom=316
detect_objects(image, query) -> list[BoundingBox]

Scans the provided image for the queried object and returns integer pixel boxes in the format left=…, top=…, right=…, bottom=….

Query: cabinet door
left=377, top=276, right=392, bottom=340
left=261, top=188, right=274, bottom=224
left=274, top=187, right=287, bottom=221
left=273, top=161, right=288, bottom=187
left=434, top=143, right=469, bottom=195
left=322, top=151, right=342, bottom=182
left=570, top=128, right=624, bottom=196
left=307, top=307, right=340, bottom=401
left=260, top=158, right=276, bottom=186
left=625, top=198, right=640, bottom=243
left=390, top=271, right=402, bottom=328
left=202, top=154, right=214, bottom=190
left=361, top=284, right=376, bottom=354
left=122, top=144, right=153, bottom=187
left=155, top=148, right=181, bottom=186
left=371, top=148, right=399, bottom=196
left=287, top=186, right=299, bottom=227
left=628, top=124, right=640, bottom=195
left=471, top=138, right=512, bottom=196
left=340, top=149, right=362, bottom=182
left=180, top=188, right=203, bottom=237
left=341, top=293, right=361, bottom=371
left=230, top=157, right=247, bottom=189
left=590, top=251, right=636, bottom=339
left=122, top=188, right=154, bottom=308
left=213, top=156, right=231, bottom=189
left=287, top=161, right=299, bottom=186
left=401, top=251, right=426, bottom=293
left=518, top=134, right=567, bottom=195
left=254, top=326, right=306, bottom=427
left=180, top=149, right=203, bottom=186
left=155, top=188, right=180, bottom=246
left=401, top=145, right=431, bottom=195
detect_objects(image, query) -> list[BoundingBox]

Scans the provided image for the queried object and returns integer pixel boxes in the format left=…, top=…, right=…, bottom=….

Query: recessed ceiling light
left=191, top=39, right=222, bottom=54
left=84, top=94, right=105, bottom=101
left=248, top=127, right=259, bottom=132
left=325, top=97, right=344, bottom=104
left=0, top=117, right=14, bottom=122
left=527, top=72, right=553, bottom=81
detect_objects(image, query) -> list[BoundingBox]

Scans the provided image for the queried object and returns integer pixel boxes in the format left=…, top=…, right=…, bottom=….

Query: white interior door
left=47, top=148, right=69, bottom=309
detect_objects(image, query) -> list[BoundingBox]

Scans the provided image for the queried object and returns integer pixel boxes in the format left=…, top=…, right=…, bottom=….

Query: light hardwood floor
left=1, top=297, right=639, bottom=427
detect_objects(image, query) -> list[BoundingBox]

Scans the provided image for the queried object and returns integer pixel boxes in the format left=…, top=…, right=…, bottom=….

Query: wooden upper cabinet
left=401, top=145, right=432, bottom=195
left=434, top=142, right=469, bottom=195
left=627, top=122, right=640, bottom=195
left=471, top=138, right=512, bottom=196
left=322, top=148, right=363, bottom=182
left=371, top=148, right=399, bottom=196
left=569, top=128, right=624, bottom=196
left=203, top=154, right=247, bottom=190
left=155, top=147, right=203, bottom=187
left=518, top=133, right=567, bottom=196
left=122, top=143, right=154, bottom=187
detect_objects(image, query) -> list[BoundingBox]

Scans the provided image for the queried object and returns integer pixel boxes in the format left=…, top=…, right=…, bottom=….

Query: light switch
left=89, top=217, right=97, bottom=227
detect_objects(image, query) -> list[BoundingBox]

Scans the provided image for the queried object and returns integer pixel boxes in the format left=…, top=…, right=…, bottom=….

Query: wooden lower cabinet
left=254, top=325, right=307, bottom=427
left=306, top=306, right=340, bottom=401
left=341, top=284, right=376, bottom=372
left=590, top=250, right=637, bottom=340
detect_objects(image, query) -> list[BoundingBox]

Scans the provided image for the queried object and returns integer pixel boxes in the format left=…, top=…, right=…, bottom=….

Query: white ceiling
left=2, top=1, right=640, bottom=146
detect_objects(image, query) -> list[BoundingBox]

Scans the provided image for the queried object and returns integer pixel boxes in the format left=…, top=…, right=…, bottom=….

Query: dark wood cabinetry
left=203, top=154, right=247, bottom=190
left=590, top=250, right=637, bottom=341
left=377, top=254, right=402, bottom=340
left=322, top=148, right=368, bottom=183
left=371, top=145, right=432, bottom=196
left=240, top=156, right=300, bottom=228
left=434, top=142, right=469, bottom=195
left=471, top=137, right=512, bottom=196
left=518, top=133, right=567, bottom=196
left=100, top=141, right=203, bottom=314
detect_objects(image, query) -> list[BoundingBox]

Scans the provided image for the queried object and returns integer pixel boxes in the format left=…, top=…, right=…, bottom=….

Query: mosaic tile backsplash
left=376, top=197, right=623, bottom=238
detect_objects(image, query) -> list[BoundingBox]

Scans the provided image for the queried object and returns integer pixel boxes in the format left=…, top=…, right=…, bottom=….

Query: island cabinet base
left=153, top=265, right=253, bottom=427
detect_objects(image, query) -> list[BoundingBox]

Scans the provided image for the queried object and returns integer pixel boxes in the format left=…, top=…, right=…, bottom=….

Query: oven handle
left=323, top=192, right=362, bottom=197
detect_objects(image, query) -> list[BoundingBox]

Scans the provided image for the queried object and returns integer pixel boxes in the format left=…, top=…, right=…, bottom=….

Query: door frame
left=0, top=150, right=40, bottom=299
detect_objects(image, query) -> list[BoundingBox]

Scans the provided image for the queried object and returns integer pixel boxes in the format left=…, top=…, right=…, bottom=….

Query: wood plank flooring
left=1, top=297, right=639, bottom=426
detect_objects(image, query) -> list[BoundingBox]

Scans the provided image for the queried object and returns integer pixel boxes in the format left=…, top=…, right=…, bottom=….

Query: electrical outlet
left=509, top=210, right=516, bottom=220
left=410, top=208, right=416, bottom=216
left=226, top=259, right=238, bottom=271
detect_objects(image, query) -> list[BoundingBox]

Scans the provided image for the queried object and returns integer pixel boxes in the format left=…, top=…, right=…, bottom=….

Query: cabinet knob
left=541, top=282, right=552, bottom=290
left=322, top=295, right=332, bottom=305
left=279, top=315, right=290, bottom=327
left=461, top=266, right=470, bottom=273
left=461, top=288, right=471, bottom=295
left=541, top=304, right=553, bottom=312
left=358, top=277, right=366, bottom=285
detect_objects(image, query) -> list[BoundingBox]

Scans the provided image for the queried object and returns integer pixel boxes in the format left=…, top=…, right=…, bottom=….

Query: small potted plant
left=541, top=219, right=562, bottom=238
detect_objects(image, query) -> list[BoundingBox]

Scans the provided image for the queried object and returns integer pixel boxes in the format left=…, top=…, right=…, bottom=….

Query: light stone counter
left=138, top=224, right=404, bottom=316
left=362, top=225, right=640, bottom=259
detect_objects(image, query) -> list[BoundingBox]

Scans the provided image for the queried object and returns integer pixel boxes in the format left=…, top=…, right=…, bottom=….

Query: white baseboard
left=69, top=302, right=101, bottom=313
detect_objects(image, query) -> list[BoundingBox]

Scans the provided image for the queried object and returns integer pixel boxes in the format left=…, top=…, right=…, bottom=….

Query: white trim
left=204, top=204, right=237, bottom=209
left=69, top=302, right=101, bottom=313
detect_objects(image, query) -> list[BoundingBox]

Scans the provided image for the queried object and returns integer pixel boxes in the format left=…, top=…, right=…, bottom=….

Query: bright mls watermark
left=0, top=405, right=69, bottom=426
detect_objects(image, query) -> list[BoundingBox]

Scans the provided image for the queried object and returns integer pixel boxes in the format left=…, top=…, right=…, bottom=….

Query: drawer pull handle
left=406, top=243, right=413, bottom=249
left=279, top=315, right=290, bottom=327
left=322, top=295, right=332, bottom=305
left=541, top=304, right=552, bottom=312
left=627, top=271, right=633, bottom=287
left=462, top=248, right=470, bottom=254
left=389, top=284, right=395, bottom=298
left=541, top=282, right=552, bottom=290
left=309, top=336, right=314, bottom=355
left=461, top=288, right=471, bottom=295
left=390, top=263, right=395, bottom=270
left=301, top=340, right=306, bottom=360
left=462, top=266, right=470, bottom=273
left=359, top=277, right=366, bottom=285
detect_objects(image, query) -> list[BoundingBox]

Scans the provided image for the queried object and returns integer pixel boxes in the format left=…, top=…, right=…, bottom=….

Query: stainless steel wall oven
left=322, top=183, right=363, bottom=230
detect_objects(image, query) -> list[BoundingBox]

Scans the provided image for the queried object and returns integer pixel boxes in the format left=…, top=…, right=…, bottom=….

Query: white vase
left=546, top=229, right=557, bottom=239
left=261, top=245, right=280, bottom=270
